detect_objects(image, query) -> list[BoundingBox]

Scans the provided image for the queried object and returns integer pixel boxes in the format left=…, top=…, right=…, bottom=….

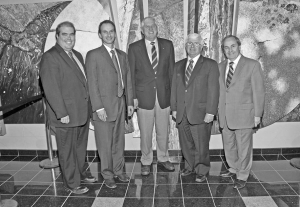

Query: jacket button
left=185, top=90, right=187, bottom=92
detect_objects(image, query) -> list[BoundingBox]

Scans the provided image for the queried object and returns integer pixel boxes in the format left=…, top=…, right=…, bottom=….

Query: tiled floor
left=0, top=153, right=300, bottom=207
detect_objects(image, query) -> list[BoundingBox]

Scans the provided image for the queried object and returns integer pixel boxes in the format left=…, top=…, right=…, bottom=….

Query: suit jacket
left=85, top=45, right=133, bottom=122
left=171, top=56, right=220, bottom=125
left=128, top=38, right=175, bottom=110
left=40, top=43, right=90, bottom=127
left=218, top=55, right=265, bottom=129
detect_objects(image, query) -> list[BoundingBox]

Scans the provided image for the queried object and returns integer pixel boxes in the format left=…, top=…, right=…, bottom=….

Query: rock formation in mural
left=238, top=0, right=300, bottom=126
left=0, top=2, right=70, bottom=123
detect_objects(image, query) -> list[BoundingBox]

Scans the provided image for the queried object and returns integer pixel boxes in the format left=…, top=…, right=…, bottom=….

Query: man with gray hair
left=128, top=17, right=175, bottom=175
left=171, top=33, right=219, bottom=182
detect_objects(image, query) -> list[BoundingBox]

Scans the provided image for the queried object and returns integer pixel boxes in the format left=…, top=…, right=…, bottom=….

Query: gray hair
left=141, top=17, right=156, bottom=30
left=185, top=33, right=204, bottom=44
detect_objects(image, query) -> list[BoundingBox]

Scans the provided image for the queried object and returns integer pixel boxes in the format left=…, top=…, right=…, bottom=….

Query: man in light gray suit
left=218, top=35, right=265, bottom=189
left=86, top=20, right=134, bottom=189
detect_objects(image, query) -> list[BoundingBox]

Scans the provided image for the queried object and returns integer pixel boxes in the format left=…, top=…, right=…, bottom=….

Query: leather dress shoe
left=180, top=169, right=193, bottom=176
left=104, top=178, right=117, bottom=189
left=157, top=161, right=175, bottom=171
left=220, top=170, right=235, bottom=177
left=233, top=179, right=246, bottom=189
left=141, top=164, right=150, bottom=176
left=195, top=174, right=207, bottom=183
left=65, top=186, right=89, bottom=194
left=114, top=173, right=130, bottom=182
left=81, top=175, right=97, bottom=183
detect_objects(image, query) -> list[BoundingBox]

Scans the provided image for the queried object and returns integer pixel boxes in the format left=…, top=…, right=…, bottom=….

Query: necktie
left=110, top=50, right=124, bottom=97
left=68, top=51, right=86, bottom=79
left=185, top=59, right=194, bottom=86
left=150, top=42, right=158, bottom=74
left=226, top=62, right=234, bottom=88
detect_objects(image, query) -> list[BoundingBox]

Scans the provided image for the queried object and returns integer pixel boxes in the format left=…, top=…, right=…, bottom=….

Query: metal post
left=40, top=97, right=59, bottom=168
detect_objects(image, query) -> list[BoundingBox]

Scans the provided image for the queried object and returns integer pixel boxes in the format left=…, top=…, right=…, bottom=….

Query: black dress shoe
left=180, top=169, right=193, bottom=176
left=64, top=186, right=89, bottom=194
left=114, top=173, right=130, bottom=182
left=157, top=161, right=175, bottom=171
left=81, top=175, right=97, bottom=183
left=141, top=164, right=151, bottom=176
left=104, top=178, right=117, bottom=189
left=195, top=174, right=207, bottom=183
left=220, top=170, right=235, bottom=177
left=233, top=179, right=246, bottom=189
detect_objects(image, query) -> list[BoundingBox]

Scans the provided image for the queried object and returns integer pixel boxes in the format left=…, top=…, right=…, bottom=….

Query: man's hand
left=97, top=109, right=107, bottom=122
left=134, top=99, right=138, bottom=109
left=128, top=106, right=134, bottom=116
left=172, top=111, right=177, bottom=119
left=60, top=115, right=70, bottom=124
left=254, top=116, right=261, bottom=127
left=204, top=113, right=214, bottom=123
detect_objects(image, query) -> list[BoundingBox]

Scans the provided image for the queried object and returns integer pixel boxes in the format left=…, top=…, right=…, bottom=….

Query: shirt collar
left=103, top=44, right=115, bottom=53
left=188, top=54, right=201, bottom=64
left=145, top=38, right=158, bottom=46
left=228, top=54, right=241, bottom=66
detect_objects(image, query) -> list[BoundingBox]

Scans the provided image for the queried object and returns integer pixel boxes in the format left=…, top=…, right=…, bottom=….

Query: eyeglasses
left=186, top=42, right=202, bottom=47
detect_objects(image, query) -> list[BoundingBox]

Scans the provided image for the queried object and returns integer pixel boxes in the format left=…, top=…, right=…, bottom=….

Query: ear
left=98, top=33, right=102, bottom=39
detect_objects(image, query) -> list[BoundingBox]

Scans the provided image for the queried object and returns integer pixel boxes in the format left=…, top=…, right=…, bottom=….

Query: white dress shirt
left=225, top=54, right=241, bottom=82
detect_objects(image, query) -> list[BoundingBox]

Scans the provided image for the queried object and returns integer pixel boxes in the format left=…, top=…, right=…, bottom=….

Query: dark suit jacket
left=85, top=45, right=133, bottom=122
left=40, top=43, right=90, bottom=127
left=218, top=55, right=265, bottom=129
left=171, top=56, right=220, bottom=125
left=128, top=38, right=175, bottom=110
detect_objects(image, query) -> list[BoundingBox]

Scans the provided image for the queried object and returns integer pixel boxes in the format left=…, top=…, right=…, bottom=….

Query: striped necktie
left=185, top=59, right=194, bottom=86
left=68, top=51, right=86, bottom=79
left=110, top=50, right=124, bottom=97
left=150, top=42, right=158, bottom=74
left=226, top=61, right=234, bottom=88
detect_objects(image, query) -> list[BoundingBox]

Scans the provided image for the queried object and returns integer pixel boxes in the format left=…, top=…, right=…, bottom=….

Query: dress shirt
left=145, top=38, right=159, bottom=63
left=225, top=54, right=241, bottom=82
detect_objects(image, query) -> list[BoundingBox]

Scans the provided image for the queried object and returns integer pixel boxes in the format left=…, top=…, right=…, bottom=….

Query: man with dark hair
left=218, top=35, right=265, bottom=189
left=171, top=33, right=219, bottom=182
left=40, top=21, right=95, bottom=195
left=86, top=20, right=134, bottom=189
left=128, top=17, right=175, bottom=175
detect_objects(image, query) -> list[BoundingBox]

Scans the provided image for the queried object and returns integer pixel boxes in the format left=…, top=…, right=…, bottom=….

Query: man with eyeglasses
left=171, top=33, right=219, bottom=182
left=128, top=17, right=175, bottom=175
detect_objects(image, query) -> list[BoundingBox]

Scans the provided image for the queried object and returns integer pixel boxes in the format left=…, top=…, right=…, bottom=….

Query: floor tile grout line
left=207, top=179, right=217, bottom=207
left=178, top=154, right=186, bottom=207
left=90, top=156, right=103, bottom=198
left=0, top=155, right=19, bottom=170
left=123, top=155, right=136, bottom=202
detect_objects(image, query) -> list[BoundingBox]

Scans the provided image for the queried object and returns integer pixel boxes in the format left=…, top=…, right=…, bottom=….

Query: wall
left=0, top=122, right=299, bottom=151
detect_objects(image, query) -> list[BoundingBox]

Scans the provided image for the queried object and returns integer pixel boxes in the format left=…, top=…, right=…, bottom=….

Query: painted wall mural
left=0, top=0, right=300, bottom=149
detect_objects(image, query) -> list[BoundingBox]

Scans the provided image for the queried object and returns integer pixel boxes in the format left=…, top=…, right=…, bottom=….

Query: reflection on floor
left=0, top=152, right=300, bottom=207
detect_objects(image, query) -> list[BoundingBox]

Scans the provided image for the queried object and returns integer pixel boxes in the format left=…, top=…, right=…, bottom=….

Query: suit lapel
left=138, top=39, right=155, bottom=76
left=157, top=38, right=164, bottom=74
left=55, top=44, right=86, bottom=85
left=99, top=45, right=115, bottom=69
left=220, top=61, right=227, bottom=87
left=187, top=56, right=204, bottom=87
left=116, top=49, right=126, bottom=82
left=180, top=59, right=187, bottom=86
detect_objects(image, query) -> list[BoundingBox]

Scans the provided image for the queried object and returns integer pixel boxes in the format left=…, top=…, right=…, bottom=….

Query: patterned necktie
left=110, top=50, right=124, bottom=97
left=68, top=51, right=86, bottom=79
left=150, top=42, right=158, bottom=74
left=185, top=59, right=194, bottom=86
left=226, top=61, right=234, bottom=88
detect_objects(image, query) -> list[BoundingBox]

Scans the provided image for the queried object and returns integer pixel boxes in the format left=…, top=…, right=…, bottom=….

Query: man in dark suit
left=40, top=21, right=96, bottom=194
left=128, top=17, right=175, bottom=175
left=86, top=20, right=134, bottom=188
left=218, top=35, right=265, bottom=189
left=171, top=33, right=219, bottom=182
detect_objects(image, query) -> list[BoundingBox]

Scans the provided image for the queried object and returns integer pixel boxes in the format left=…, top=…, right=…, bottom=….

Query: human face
left=56, top=26, right=75, bottom=52
left=223, top=37, right=241, bottom=61
left=142, top=18, right=158, bottom=41
left=185, top=36, right=203, bottom=58
left=99, top=23, right=116, bottom=48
